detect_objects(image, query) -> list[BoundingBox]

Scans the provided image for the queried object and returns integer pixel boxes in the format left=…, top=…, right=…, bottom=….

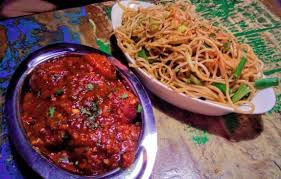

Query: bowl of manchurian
left=5, top=43, right=157, bottom=178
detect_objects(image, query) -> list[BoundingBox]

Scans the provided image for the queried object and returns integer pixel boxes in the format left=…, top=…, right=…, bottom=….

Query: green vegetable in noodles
left=255, top=78, right=279, bottom=89
left=234, top=56, right=247, bottom=79
left=212, top=83, right=232, bottom=94
left=189, top=74, right=202, bottom=85
left=231, top=84, right=250, bottom=103
left=137, top=49, right=148, bottom=60
left=212, top=83, right=226, bottom=93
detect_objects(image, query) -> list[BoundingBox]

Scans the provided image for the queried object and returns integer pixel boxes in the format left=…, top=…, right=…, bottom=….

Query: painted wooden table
left=1, top=0, right=281, bottom=178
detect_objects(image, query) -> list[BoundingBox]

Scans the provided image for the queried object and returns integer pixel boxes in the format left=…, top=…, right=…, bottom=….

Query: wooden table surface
left=0, top=1, right=281, bottom=178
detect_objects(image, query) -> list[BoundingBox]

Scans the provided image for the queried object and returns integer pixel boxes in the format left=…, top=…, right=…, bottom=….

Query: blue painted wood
left=0, top=7, right=86, bottom=178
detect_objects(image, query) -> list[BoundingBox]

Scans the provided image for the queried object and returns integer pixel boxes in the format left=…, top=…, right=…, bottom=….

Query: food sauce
left=20, top=53, right=141, bottom=175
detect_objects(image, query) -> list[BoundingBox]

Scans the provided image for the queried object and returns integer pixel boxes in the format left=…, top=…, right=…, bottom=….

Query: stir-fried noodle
left=115, top=1, right=264, bottom=113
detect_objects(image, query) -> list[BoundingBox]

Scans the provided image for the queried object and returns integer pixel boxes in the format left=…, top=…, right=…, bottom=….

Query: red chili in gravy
left=21, top=53, right=141, bottom=175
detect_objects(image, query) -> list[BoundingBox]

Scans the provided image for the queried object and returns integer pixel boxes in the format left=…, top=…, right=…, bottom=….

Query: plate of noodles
left=112, top=0, right=279, bottom=116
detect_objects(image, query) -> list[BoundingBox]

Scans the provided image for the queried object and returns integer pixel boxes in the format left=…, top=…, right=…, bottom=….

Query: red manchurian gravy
left=20, top=53, right=141, bottom=175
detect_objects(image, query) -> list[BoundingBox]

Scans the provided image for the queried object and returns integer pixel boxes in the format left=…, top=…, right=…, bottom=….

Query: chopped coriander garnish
left=87, top=83, right=94, bottom=91
left=55, top=89, right=64, bottom=96
left=86, top=118, right=99, bottom=129
left=81, top=101, right=100, bottom=124
left=92, top=101, right=98, bottom=112
left=88, top=116, right=97, bottom=121
left=137, top=104, right=142, bottom=113
left=80, top=107, right=91, bottom=116
left=48, top=107, right=55, bottom=118
left=120, top=93, right=129, bottom=99
left=88, top=122, right=99, bottom=129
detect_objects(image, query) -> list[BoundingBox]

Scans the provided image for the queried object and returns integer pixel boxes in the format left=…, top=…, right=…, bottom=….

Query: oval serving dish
left=4, top=43, right=157, bottom=179
left=111, top=0, right=276, bottom=116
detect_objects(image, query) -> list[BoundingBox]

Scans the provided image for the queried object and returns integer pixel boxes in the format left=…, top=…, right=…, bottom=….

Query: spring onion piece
left=212, top=83, right=226, bottom=93
left=212, top=83, right=232, bottom=94
left=137, top=49, right=148, bottom=60
left=255, top=78, right=279, bottom=89
left=234, top=56, right=247, bottom=79
left=189, top=74, right=202, bottom=85
left=231, top=84, right=250, bottom=103
left=177, top=24, right=187, bottom=33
